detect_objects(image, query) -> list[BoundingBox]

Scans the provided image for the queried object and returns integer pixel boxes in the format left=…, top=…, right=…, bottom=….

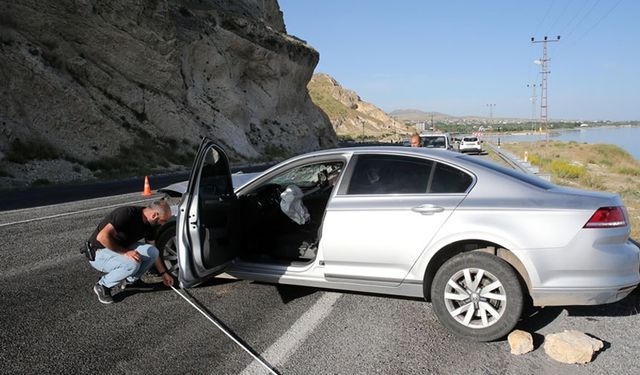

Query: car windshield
left=421, top=136, right=446, bottom=148
left=459, top=155, right=554, bottom=190
left=463, top=137, right=478, bottom=142
left=270, top=162, right=343, bottom=188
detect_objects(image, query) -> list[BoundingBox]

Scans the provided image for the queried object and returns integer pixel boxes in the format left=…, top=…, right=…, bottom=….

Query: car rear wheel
left=431, top=251, right=523, bottom=341
left=156, top=225, right=178, bottom=277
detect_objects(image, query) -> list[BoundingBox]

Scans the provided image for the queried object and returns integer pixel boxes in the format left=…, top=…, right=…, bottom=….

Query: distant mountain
left=390, top=109, right=458, bottom=122
left=308, top=73, right=410, bottom=141
left=391, top=109, right=538, bottom=123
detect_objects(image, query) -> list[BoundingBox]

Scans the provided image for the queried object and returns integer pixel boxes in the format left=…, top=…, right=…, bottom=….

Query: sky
left=278, top=0, right=640, bottom=121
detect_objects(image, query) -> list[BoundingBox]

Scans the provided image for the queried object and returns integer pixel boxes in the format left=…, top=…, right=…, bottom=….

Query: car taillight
left=583, top=206, right=627, bottom=228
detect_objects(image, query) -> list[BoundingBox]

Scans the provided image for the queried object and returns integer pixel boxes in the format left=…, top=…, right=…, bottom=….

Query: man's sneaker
left=93, top=283, right=114, bottom=304
left=125, top=279, right=153, bottom=289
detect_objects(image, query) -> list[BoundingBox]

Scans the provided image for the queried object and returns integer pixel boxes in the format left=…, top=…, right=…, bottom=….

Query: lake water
left=490, top=126, right=640, bottom=160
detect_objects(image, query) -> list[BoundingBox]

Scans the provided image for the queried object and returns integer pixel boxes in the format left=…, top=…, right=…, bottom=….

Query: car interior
left=235, top=161, right=344, bottom=265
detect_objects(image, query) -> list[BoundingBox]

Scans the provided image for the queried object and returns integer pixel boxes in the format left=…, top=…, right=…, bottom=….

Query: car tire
left=156, top=224, right=178, bottom=277
left=431, top=251, right=523, bottom=342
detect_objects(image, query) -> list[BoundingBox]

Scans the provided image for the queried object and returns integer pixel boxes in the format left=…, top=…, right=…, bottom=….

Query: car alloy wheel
left=443, top=268, right=506, bottom=329
left=156, top=225, right=179, bottom=277
left=431, top=251, right=523, bottom=341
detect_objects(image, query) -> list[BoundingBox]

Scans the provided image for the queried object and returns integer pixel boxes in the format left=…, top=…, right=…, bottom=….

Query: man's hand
left=161, top=273, right=174, bottom=287
left=124, top=250, right=141, bottom=263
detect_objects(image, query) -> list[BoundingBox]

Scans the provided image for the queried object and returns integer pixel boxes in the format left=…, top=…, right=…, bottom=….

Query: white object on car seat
left=280, top=185, right=310, bottom=225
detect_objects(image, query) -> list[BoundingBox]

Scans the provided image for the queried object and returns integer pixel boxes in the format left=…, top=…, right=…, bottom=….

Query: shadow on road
left=515, top=285, right=640, bottom=337
left=565, top=285, right=640, bottom=318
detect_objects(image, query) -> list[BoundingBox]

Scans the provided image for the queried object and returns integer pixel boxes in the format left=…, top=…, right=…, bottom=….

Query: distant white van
left=419, top=133, right=453, bottom=150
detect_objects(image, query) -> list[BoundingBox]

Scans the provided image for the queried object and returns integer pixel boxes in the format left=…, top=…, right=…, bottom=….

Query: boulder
left=508, top=329, right=534, bottom=355
left=544, top=330, right=604, bottom=364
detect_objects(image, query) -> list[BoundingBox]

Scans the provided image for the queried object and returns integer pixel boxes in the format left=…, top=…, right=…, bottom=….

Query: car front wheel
left=156, top=225, right=178, bottom=277
left=431, top=251, right=523, bottom=341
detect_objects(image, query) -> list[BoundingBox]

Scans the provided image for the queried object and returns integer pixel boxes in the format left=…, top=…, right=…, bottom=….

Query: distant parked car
left=420, top=133, right=453, bottom=150
left=459, top=136, right=483, bottom=154
left=156, top=138, right=640, bottom=341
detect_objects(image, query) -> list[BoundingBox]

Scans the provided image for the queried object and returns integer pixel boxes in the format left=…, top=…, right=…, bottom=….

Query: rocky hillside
left=0, top=0, right=337, bottom=188
left=308, top=73, right=409, bottom=141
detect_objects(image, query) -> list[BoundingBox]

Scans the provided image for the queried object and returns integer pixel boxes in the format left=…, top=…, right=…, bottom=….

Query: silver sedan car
left=157, top=138, right=639, bottom=341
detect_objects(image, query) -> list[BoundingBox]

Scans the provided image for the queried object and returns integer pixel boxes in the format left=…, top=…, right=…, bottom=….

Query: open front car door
left=177, top=138, right=239, bottom=288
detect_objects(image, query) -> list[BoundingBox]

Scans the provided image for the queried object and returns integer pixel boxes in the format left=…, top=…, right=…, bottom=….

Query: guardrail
left=486, top=142, right=551, bottom=181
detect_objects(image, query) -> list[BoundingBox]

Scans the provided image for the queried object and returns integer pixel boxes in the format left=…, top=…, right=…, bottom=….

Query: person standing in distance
left=88, top=200, right=174, bottom=304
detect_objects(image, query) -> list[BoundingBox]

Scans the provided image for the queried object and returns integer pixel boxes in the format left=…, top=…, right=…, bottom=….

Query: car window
left=429, top=163, right=473, bottom=193
left=199, top=147, right=232, bottom=196
left=347, top=155, right=433, bottom=194
left=270, top=162, right=343, bottom=188
left=463, top=137, right=478, bottom=142
left=458, top=155, right=553, bottom=190
left=421, top=136, right=446, bottom=148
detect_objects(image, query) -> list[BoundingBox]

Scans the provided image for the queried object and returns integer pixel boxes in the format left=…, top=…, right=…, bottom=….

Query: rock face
left=308, top=73, right=409, bottom=141
left=0, top=0, right=336, bottom=187
left=544, top=330, right=604, bottom=364
left=508, top=330, right=534, bottom=355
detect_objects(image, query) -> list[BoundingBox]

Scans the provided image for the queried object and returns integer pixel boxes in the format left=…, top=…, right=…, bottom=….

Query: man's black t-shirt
left=89, top=206, right=156, bottom=250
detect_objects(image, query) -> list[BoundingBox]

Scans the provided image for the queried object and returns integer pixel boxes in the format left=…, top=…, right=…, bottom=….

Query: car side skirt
left=225, top=270, right=425, bottom=298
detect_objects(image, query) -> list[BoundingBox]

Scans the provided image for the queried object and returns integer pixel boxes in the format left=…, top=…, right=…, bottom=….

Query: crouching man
left=88, top=200, right=174, bottom=304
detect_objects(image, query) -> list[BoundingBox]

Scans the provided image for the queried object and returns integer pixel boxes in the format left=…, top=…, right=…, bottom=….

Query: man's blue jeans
left=89, top=242, right=159, bottom=288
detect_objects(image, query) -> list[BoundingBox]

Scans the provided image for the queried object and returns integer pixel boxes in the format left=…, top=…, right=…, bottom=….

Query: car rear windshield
left=463, top=137, right=478, bottom=142
left=421, top=136, right=446, bottom=148
left=458, top=155, right=554, bottom=190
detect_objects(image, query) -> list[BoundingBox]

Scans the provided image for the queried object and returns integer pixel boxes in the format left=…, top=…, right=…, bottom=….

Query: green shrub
left=84, top=135, right=195, bottom=178
left=579, top=174, right=606, bottom=190
left=550, top=159, right=585, bottom=179
left=599, top=159, right=613, bottom=167
left=5, top=138, right=64, bottom=163
left=528, top=155, right=541, bottom=166
left=592, top=144, right=629, bottom=159
left=617, top=166, right=640, bottom=176
left=32, top=178, right=51, bottom=186
left=621, top=189, right=640, bottom=199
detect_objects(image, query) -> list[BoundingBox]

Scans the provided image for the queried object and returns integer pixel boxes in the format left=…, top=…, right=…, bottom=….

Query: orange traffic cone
left=142, top=176, right=152, bottom=196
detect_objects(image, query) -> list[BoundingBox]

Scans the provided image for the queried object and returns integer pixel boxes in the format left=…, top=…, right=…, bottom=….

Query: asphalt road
left=2, top=181, right=640, bottom=373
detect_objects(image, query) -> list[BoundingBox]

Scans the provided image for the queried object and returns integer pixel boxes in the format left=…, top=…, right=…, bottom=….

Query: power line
left=558, top=0, right=595, bottom=36
left=554, top=0, right=625, bottom=58
left=565, top=0, right=625, bottom=49
left=563, top=0, right=602, bottom=41
left=534, top=1, right=555, bottom=36
left=547, top=0, right=574, bottom=33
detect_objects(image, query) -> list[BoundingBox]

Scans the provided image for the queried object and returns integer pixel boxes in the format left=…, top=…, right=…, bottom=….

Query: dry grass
left=501, top=141, right=640, bottom=239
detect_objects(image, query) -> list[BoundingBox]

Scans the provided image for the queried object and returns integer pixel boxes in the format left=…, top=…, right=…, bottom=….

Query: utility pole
left=531, top=36, right=560, bottom=139
left=486, top=104, right=496, bottom=126
left=526, top=84, right=538, bottom=133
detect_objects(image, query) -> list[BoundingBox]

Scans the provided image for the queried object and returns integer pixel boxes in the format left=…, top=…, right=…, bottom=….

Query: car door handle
left=411, top=204, right=445, bottom=215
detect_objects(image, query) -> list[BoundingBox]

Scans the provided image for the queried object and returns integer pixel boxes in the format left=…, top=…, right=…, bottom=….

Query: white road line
left=0, top=198, right=156, bottom=228
left=238, top=292, right=342, bottom=375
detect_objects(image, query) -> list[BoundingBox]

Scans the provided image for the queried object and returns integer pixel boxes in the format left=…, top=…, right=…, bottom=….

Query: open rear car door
left=177, top=138, right=239, bottom=288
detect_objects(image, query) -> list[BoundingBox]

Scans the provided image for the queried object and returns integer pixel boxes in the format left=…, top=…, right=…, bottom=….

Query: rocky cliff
left=0, top=0, right=336, bottom=188
left=308, top=73, right=409, bottom=141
